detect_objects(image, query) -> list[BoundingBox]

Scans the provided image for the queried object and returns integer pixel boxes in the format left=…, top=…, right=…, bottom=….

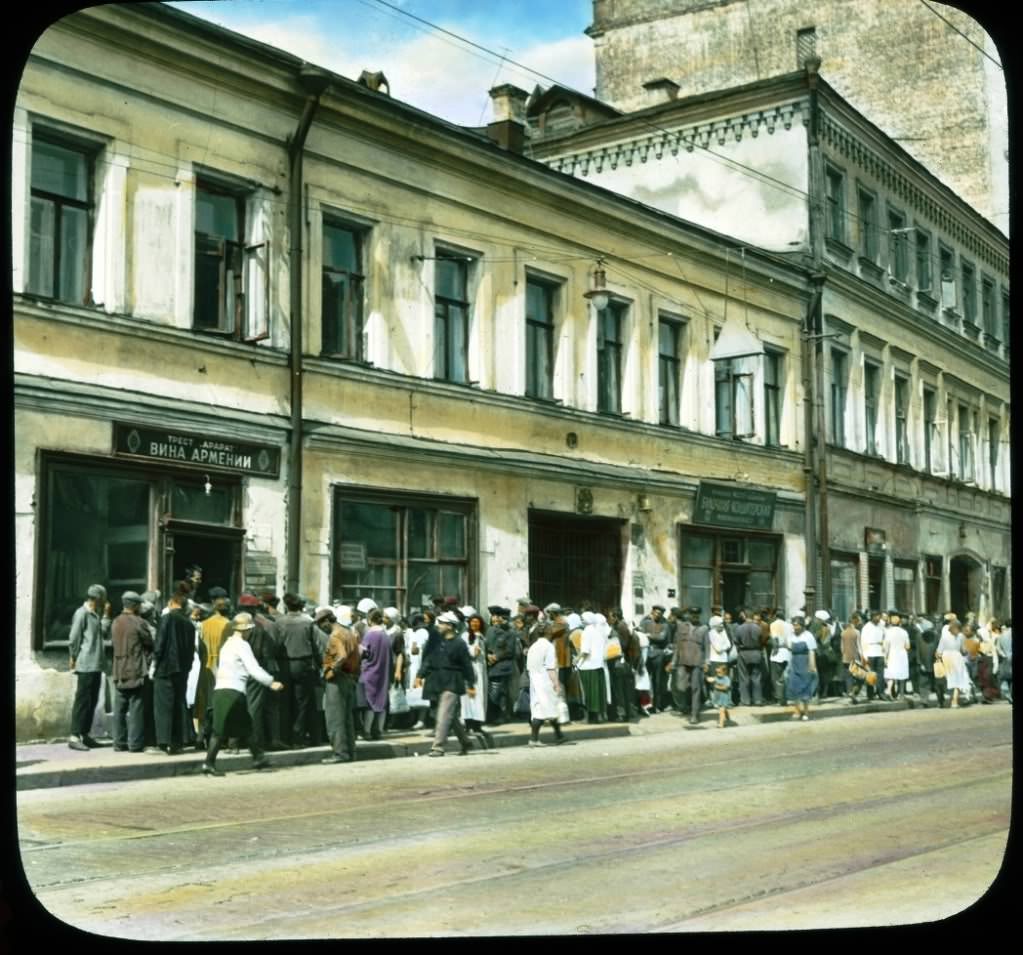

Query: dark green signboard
left=113, top=423, right=280, bottom=478
left=693, top=482, right=776, bottom=530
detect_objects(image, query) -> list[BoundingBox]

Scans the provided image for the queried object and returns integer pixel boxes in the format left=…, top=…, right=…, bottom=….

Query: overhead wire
left=916, top=0, right=1003, bottom=70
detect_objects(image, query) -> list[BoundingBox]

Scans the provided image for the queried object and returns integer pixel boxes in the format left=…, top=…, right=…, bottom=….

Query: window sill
left=320, top=353, right=373, bottom=367
left=597, top=409, right=630, bottom=419
left=523, top=394, right=564, bottom=407
left=916, top=291, right=938, bottom=312
left=824, top=237, right=854, bottom=261
left=962, top=321, right=981, bottom=341
left=858, top=258, right=885, bottom=281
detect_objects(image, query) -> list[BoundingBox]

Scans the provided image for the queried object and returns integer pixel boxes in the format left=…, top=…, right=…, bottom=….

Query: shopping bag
left=556, top=691, right=571, bottom=725
left=388, top=684, right=410, bottom=714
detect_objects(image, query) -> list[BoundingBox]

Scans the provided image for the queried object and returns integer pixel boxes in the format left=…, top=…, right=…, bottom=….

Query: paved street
left=18, top=705, right=1010, bottom=938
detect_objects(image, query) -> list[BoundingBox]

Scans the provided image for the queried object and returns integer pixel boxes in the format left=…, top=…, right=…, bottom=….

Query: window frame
left=988, top=416, right=1000, bottom=490
left=596, top=299, right=626, bottom=415
left=939, top=243, right=957, bottom=312
left=27, top=131, right=97, bottom=306
left=829, top=348, right=848, bottom=447
left=824, top=163, right=847, bottom=245
left=657, top=314, right=685, bottom=426
left=894, top=374, right=910, bottom=465
left=433, top=252, right=472, bottom=384
left=914, top=226, right=933, bottom=296
left=763, top=348, right=784, bottom=447
left=714, top=357, right=755, bottom=440
left=960, top=258, right=978, bottom=327
left=863, top=360, right=880, bottom=455
left=525, top=273, right=558, bottom=400
left=922, top=386, right=937, bottom=474
left=856, top=184, right=879, bottom=264
left=1001, top=288, right=1010, bottom=352
left=321, top=216, right=367, bottom=360
left=957, top=402, right=974, bottom=482
left=887, top=206, right=909, bottom=283
left=980, top=274, right=997, bottom=346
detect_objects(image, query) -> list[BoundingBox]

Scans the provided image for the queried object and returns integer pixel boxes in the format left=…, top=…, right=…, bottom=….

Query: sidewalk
left=16, top=695, right=928, bottom=791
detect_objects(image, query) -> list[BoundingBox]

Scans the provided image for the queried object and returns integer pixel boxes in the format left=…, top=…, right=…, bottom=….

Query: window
left=894, top=376, right=909, bottom=465
left=332, top=491, right=475, bottom=613
left=825, top=166, right=846, bottom=243
left=922, top=387, right=936, bottom=473
left=961, top=261, right=977, bottom=325
left=863, top=361, right=879, bottom=455
left=830, top=554, right=859, bottom=624
left=894, top=562, right=917, bottom=614
left=946, top=397, right=955, bottom=476
left=658, top=316, right=683, bottom=425
left=597, top=301, right=625, bottom=413
left=763, top=349, right=783, bottom=446
left=957, top=403, right=974, bottom=481
left=830, top=349, right=847, bottom=446
left=680, top=531, right=778, bottom=613
left=434, top=254, right=470, bottom=383
left=915, top=229, right=932, bottom=294
left=888, top=209, right=909, bottom=282
left=194, top=180, right=267, bottom=340
left=924, top=556, right=942, bottom=615
left=988, top=417, right=1000, bottom=490
left=321, top=220, right=364, bottom=359
left=857, top=188, right=879, bottom=263
left=939, top=245, right=956, bottom=310
left=28, top=135, right=93, bottom=304
left=714, top=357, right=754, bottom=439
left=796, top=26, right=817, bottom=66
left=981, top=277, right=996, bottom=344
left=525, top=277, right=556, bottom=399
left=1001, top=290, right=1010, bottom=350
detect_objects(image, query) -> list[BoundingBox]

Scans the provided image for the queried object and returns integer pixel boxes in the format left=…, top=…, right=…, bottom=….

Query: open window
left=714, top=357, right=755, bottom=440
left=322, top=218, right=366, bottom=359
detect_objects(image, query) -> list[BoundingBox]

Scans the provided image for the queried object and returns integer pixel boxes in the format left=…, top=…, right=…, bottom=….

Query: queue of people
left=66, top=577, right=1013, bottom=768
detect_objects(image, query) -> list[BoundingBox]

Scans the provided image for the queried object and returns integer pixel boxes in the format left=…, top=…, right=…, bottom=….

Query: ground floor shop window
left=867, top=556, right=884, bottom=611
left=924, top=556, right=942, bottom=615
left=332, top=490, right=475, bottom=613
left=830, top=554, right=858, bottom=623
left=679, top=528, right=779, bottom=615
left=37, top=455, right=244, bottom=648
left=991, top=566, right=1007, bottom=619
left=894, top=561, right=917, bottom=614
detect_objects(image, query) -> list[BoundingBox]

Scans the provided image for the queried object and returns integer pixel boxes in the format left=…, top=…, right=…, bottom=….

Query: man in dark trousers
left=151, top=582, right=196, bottom=755
left=734, top=608, right=765, bottom=706
left=240, top=592, right=280, bottom=756
left=417, top=610, right=476, bottom=756
left=273, top=593, right=320, bottom=747
left=639, top=605, right=671, bottom=712
left=669, top=607, right=706, bottom=725
left=67, top=584, right=113, bottom=751
left=320, top=608, right=361, bottom=764
left=608, top=608, right=640, bottom=722
left=484, top=606, right=517, bottom=725
left=110, top=591, right=154, bottom=752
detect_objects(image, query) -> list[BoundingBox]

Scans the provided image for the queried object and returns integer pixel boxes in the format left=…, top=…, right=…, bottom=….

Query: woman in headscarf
left=882, top=611, right=911, bottom=700
left=202, top=613, right=284, bottom=776
left=383, top=607, right=412, bottom=730
left=785, top=616, right=818, bottom=721
left=460, top=612, right=490, bottom=746
left=937, top=620, right=970, bottom=708
left=576, top=612, right=610, bottom=724
left=357, top=608, right=391, bottom=740
left=564, top=612, right=585, bottom=720
left=526, top=621, right=566, bottom=746
left=404, top=612, right=432, bottom=729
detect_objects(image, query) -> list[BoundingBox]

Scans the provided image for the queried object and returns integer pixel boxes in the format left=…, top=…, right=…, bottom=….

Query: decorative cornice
left=821, top=112, right=1008, bottom=275
left=543, top=102, right=807, bottom=177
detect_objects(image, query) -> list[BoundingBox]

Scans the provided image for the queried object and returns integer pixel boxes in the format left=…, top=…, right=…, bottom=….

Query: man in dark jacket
left=484, top=606, right=517, bottom=725
left=111, top=591, right=154, bottom=752
left=669, top=607, right=706, bottom=725
left=734, top=609, right=765, bottom=706
left=151, top=583, right=196, bottom=754
left=608, top=608, right=639, bottom=722
left=640, top=605, right=671, bottom=712
left=273, top=593, right=320, bottom=747
left=240, top=592, right=281, bottom=756
left=418, top=611, right=476, bottom=756
left=67, top=583, right=113, bottom=751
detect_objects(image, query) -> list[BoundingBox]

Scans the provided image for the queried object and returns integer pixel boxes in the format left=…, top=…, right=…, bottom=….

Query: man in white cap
left=352, top=597, right=377, bottom=640
left=812, top=609, right=839, bottom=702
left=68, top=584, right=113, bottom=751
left=416, top=611, right=476, bottom=756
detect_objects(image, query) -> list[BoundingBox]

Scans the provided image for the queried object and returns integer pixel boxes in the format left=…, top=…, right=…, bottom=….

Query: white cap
left=566, top=613, right=582, bottom=631
left=459, top=606, right=477, bottom=619
left=383, top=607, right=400, bottom=622
left=337, top=605, right=353, bottom=627
left=438, top=611, right=460, bottom=625
left=356, top=597, right=378, bottom=614
left=708, top=615, right=723, bottom=629
left=814, top=609, right=830, bottom=621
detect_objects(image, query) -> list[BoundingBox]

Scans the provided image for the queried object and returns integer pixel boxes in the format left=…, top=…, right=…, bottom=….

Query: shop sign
left=693, top=482, right=776, bottom=530
left=113, top=423, right=280, bottom=478
left=865, top=527, right=887, bottom=555
left=339, top=542, right=367, bottom=571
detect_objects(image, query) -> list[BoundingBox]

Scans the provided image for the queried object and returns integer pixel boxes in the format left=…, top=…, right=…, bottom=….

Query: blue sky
left=168, top=0, right=597, bottom=124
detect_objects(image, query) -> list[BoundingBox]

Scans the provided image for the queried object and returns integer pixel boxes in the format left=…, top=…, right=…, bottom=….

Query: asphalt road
left=17, top=705, right=1011, bottom=938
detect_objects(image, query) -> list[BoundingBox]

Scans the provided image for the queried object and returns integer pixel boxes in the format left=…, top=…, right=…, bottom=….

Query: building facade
left=527, top=64, right=1011, bottom=628
left=14, top=3, right=817, bottom=740
left=586, top=0, right=1009, bottom=234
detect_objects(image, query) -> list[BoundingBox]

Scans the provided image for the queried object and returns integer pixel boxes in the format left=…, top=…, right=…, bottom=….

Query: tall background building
left=587, top=0, right=1009, bottom=233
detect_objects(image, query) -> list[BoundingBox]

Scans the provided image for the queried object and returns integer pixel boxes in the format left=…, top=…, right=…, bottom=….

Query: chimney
left=357, top=70, right=390, bottom=95
left=641, top=77, right=680, bottom=107
left=487, top=83, right=528, bottom=152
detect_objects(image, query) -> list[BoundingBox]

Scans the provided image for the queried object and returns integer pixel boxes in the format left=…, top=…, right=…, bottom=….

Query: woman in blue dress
left=785, top=616, right=818, bottom=721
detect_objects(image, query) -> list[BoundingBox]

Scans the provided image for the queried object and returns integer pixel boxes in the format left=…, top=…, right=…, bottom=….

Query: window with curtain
left=863, top=361, right=879, bottom=455
left=894, top=376, right=909, bottom=465
left=714, top=358, right=754, bottom=439
left=830, top=350, right=847, bottom=446
left=957, top=404, right=974, bottom=481
left=434, top=254, right=470, bottom=383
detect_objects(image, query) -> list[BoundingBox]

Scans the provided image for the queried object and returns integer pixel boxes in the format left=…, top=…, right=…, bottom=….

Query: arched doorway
left=949, top=554, right=984, bottom=620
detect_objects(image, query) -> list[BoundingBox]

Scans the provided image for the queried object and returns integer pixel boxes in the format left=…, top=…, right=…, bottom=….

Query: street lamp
left=583, top=259, right=610, bottom=311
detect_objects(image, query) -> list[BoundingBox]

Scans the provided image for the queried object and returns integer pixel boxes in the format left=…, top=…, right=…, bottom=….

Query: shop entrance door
left=949, top=555, right=982, bottom=620
left=164, top=520, right=244, bottom=604
left=528, top=511, right=625, bottom=612
left=721, top=571, right=748, bottom=616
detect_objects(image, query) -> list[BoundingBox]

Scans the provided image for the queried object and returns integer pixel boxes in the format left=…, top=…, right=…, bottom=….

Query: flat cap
left=314, top=606, right=336, bottom=623
left=488, top=605, right=510, bottom=617
left=523, top=604, right=540, bottom=615
left=121, top=591, right=142, bottom=605
left=437, top=611, right=460, bottom=625
left=87, top=584, right=106, bottom=599
left=208, top=586, right=228, bottom=599
left=543, top=602, right=562, bottom=614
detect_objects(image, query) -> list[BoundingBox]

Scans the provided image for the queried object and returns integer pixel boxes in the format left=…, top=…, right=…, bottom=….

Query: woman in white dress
left=576, top=612, right=611, bottom=723
left=460, top=613, right=490, bottom=747
left=526, top=627, right=565, bottom=746
left=883, top=611, right=910, bottom=699
left=937, top=621, right=970, bottom=708
left=404, top=612, right=432, bottom=729
left=634, top=630, right=652, bottom=715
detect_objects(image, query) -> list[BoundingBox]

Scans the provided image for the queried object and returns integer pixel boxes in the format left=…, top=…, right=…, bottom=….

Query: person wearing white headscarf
left=576, top=612, right=610, bottom=723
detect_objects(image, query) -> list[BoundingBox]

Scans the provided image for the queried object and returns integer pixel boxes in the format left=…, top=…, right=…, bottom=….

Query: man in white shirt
left=858, top=610, right=888, bottom=701
left=769, top=609, right=792, bottom=706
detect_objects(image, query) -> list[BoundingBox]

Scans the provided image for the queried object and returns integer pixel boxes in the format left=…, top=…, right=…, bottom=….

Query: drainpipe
left=286, top=65, right=331, bottom=596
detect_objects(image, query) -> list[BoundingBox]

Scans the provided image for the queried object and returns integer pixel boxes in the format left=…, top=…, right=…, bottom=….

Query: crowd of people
left=65, top=567, right=1014, bottom=775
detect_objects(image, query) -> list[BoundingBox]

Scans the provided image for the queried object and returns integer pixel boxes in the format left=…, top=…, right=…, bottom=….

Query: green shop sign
left=113, top=423, right=280, bottom=478
left=693, top=482, right=776, bottom=530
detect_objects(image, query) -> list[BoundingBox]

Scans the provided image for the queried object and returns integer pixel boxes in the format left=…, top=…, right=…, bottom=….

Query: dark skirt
left=212, top=688, right=252, bottom=738
left=578, top=668, right=607, bottom=716
left=786, top=645, right=816, bottom=702
left=977, top=656, right=1000, bottom=701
